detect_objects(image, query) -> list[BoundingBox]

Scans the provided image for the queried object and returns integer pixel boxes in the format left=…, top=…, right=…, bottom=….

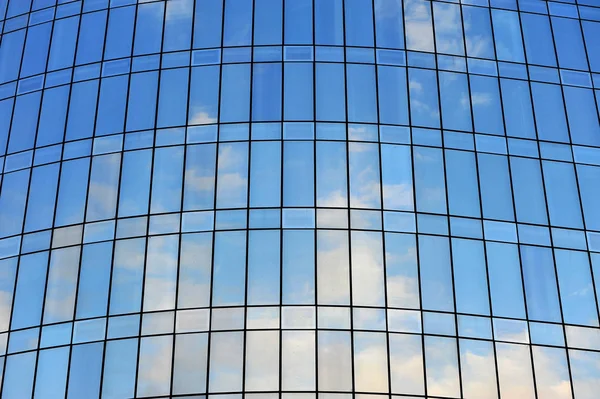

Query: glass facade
left=1, top=0, right=600, bottom=398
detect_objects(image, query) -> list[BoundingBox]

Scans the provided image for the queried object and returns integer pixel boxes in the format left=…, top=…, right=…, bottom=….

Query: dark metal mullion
left=240, top=0, right=257, bottom=395
left=339, top=0, right=357, bottom=396
left=132, top=0, right=169, bottom=396
left=496, top=6, right=542, bottom=399
left=458, top=3, right=503, bottom=398
left=400, top=0, right=428, bottom=394
left=203, top=0, right=226, bottom=395
left=571, top=4, right=600, bottom=327
left=486, top=6, right=543, bottom=399
left=370, top=0, right=393, bottom=396
left=168, top=0, right=200, bottom=395
left=63, top=3, right=113, bottom=398
left=429, top=2, right=464, bottom=398
left=279, top=0, right=287, bottom=393
left=544, top=12, right=591, bottom=399
left=1, top=0, right=49, bottom=397
left=17, top=2, right=84, bottom=398
left=96, top=0, right=140, bottom=396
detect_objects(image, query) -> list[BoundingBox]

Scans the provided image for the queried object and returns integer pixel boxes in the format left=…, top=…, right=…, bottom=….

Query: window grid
left=0, top=0, right=600, bottom=398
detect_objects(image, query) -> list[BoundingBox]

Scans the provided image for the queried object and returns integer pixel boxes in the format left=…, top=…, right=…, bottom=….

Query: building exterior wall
left=0, top=0, right=600, bottom=397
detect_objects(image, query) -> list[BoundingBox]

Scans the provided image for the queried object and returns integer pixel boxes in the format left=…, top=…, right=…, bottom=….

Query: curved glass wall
left=1, top=0, right=600, bottom=397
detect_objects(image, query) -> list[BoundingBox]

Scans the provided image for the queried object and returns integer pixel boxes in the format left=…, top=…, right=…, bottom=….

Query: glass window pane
left=445, top=150, right=480, bottom=218
left=439, top=71, right=472, bottom=132
left=248, top=230, right=280, bottom=305
left=104, top=6, right=135, bottom=60
left=252, top=63, right=282, bottom=121
left=249, top=141, right=281, bottom=208
left=347, top=64, right=377, bottom=123
left=409, top=68, right=440, bottom=128
left=179, top=233, right=212, bottom=309
left=478, top=154, right=514, bottom=221
left=193, top=0, right=223, bottom=48
left=0, top=169, right=30, bottom=238
left=452, top=238, right=490, bottom=315
left=67, top=342, right=103, bottom=399
left=532, top=346, right=572, bottom=399
left=87, top=153, right=121, bottom=222
left=563, top=86, right=600, bottom=147
left=385, top=233, right=419, bottom=309
left=317, top=230, right=350, bottom=306
left=184, top=144, right=217, bottom=211
left=102, top=338, right=138, bottom=399
left=137, top=336, right=173, bottom=397
left=246, top=330, right=279, bottom=391
left=501, top=78, right=536, bottom=139
left=497, top=343, right=536, bottom=399
left=319, top=331, right=352, bottom=391
left=254, top=0, right=282, bottom=45
left=164, top=0, right=193, bottom=52
left=223, top=0, right=253, bottom=47
left=96, top=75, right=128, bottom=136
left=345, top=0, right=374, bottom=47
left=374, top=0, right=404, bottom=49
left=284, top=141, right=314, bottom=207
left=315, top=0, right=343, bottom=45
left=405, top=0, right=434, bottom=52
left=158, top=68, right=189, bottom=128
left=213, top=231, right=246, bottom=306
left=189, top=65, right=220, bottom=125
left=351, top=231, right=385, bottom=307
left=521, top=245, right=562, bottom=323
left=220, top=64, right=251, bottom=123
left=2, top=352, right=36, bottom=399
left=577, top=164, right=600, bottom=231
left=76, top=11, right=107, bottom=65
left=555, top=249, right=599, bottom=327
left=460, top=339, right=498, bottom=399
left=110, top=238, right=145, bottom=315
left=354, top=332, right=388, bottom=393
left=414, top=147, right=446, bottom=214
left=209, top=332, right=243, bottom=392
left=173, top=333, right=208, bottom=395
left=316, top=141, right=348, bottom=208
left=43, top=247, right=80, bottom=324
left=420, top=235, right=454, bottom=312
left=542, top=160, right=583, bottom=229
left=378, top=66, right=409, bottom=125
left=151, top=146, right=184, bottom=213
left=34, top=347, right=69, bottom=399
left=143, top=235, right=178, bottom=312
left=510, top=157, right=548, bottom=225
left=390, top=333, right=424, bottom=395
left=433, top=2, right=464, bottom=56
left=381, top=144, right=413, bottom=211
left=552, top=16, right=588, bottom=70
left=470, top=75, right=504, bottom=135
left=521, top=13, right=556, bottom=66
left=134, top=2, right=164, bottom=55
left=76, top=242, right=112, bottom=319
left=282, top=331, right=315, bottom=390
left=531, top=82, right=570, bottom=143
left=425, top=336, right=461, bottom=397
left=284, top=63, right=313, bottom=121
left=119, top=150, right=152, bottom=217
left=491, top=9, right=524, bottom=63
left=284, top=0, right=310, bottom=44
left=283, top=230, right=315, bottom=305
left=316, top=63, right=346, bottom=121
left=570, top=349, right=600, bottom=399
left=11, top=252, right=47, bottom=329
